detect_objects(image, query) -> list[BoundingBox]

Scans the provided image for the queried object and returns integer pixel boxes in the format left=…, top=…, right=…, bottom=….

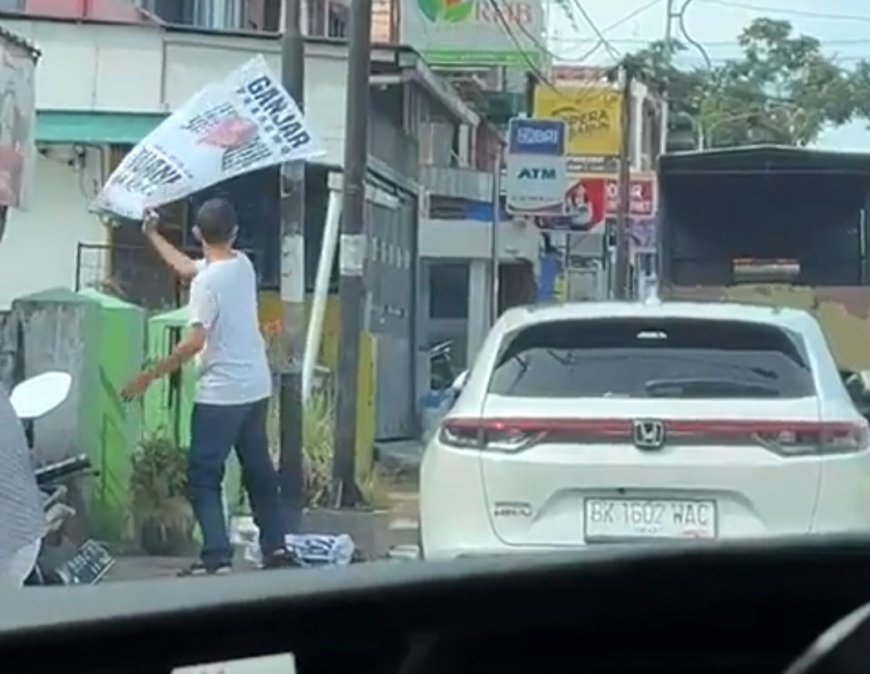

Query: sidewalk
left=379, top=438, right=421, bottom=555
left=107, top=461, right=421, bottom=582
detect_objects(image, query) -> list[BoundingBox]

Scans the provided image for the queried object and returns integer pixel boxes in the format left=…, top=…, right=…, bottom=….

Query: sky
left=546, top=0, right=870, bottom=150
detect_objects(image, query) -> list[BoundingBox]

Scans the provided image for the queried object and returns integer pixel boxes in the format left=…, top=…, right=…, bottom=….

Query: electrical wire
left=488, top=0, right=666, bottom=109
left=677, top=0, right=712, bottom=70
left=494, top=0, right=567, bottom=67
left=697, top=0, right=870, bottom=23
left=483, top=0, right=561, bottom=91
left=551, top=36, right=870, bottom=47
left=569, top=0, right=622, bottom=62
left=558, top=0, right=662, bottom=63
left=485, top=0, right=616, bottom=106
left=551, top=0, right=581, bottom=34
left=548, top=0, right=672, bottom=107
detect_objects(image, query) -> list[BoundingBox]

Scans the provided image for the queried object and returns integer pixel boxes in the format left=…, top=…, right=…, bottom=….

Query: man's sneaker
left=177, top=560, right=232, bottom=577
left=260, top=548, right=302, bottom=570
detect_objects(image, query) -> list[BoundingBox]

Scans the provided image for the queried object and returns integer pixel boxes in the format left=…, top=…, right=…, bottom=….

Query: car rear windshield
left=488, top=318, right=815, bottom=399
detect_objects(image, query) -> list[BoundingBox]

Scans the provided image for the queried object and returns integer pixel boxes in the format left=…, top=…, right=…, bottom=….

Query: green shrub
left=130, top=432, right=195, bottom=555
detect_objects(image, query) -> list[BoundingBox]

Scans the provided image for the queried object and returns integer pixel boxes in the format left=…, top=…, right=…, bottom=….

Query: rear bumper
left=420, top=441, right=500, bottom=559
left=811, top=456, right=870, bottom=534
left=420, top=439, right=870, bottom=560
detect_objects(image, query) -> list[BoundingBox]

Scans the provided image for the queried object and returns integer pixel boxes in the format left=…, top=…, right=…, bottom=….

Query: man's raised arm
left=142, top=209, right=199, bottom=281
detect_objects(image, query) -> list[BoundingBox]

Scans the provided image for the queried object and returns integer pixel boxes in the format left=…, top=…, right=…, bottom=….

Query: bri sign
left=508, top=118, right=566, bottom=157
left=506, top=117, right=568, bottom=215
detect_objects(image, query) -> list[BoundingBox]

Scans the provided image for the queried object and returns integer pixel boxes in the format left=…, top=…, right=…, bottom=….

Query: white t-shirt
left=188, top=254, right=272, bottom=405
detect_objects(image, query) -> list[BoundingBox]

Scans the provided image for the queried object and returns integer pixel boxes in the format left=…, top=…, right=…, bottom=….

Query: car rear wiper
left=501, top=354, right=529, bottom=393
left=545, top=349, right=575, bottom=366
left=644, top=378, right=782, bottom=398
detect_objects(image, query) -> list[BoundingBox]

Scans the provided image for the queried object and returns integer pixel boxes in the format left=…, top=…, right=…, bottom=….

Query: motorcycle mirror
left=10, top=371, right=73, bottom=420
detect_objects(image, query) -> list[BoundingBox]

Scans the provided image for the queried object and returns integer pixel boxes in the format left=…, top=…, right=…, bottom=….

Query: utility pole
left=660, top=0, right=676, bottom=154
left=333, top=0, right=372, bottom=507
left=278, top=0, right=306, bottom=531
left=489, top=144, right=502, bottom=326
left=613, top=61, right=634, bottom=300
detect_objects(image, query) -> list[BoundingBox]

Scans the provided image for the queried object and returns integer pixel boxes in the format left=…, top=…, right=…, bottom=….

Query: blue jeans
left=188, top=398, right=286, bottom=566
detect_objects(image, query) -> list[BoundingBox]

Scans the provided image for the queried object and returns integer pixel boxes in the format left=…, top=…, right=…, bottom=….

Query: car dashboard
left=3, top=538, right=870, bottom=674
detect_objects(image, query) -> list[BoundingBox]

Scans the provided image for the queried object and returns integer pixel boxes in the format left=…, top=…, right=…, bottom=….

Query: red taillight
left=438, top=418, right=870, bottom=455
left=665, top=420, right=870, bottom=455
left=440, top=418, right=632, bottom=453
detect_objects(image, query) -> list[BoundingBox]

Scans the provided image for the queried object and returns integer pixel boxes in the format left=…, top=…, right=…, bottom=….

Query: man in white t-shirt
left=121, top=199, right=295, bottom=575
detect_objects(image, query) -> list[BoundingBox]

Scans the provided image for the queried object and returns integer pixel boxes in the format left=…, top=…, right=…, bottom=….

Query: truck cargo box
left=657, top=145, right=870, bottom=371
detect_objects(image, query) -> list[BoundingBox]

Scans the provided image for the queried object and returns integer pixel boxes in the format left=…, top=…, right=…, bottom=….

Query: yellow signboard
left=533, top=87, right=623, bottom=157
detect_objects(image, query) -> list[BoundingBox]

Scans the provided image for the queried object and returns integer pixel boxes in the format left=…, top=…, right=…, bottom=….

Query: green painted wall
left=78, top=289, right=146, bottom=541
left=143, top=306, right=243, bottom=526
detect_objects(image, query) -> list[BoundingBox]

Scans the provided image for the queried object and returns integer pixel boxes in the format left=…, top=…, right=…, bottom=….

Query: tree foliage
left=630, top=18, right=861, bottom=148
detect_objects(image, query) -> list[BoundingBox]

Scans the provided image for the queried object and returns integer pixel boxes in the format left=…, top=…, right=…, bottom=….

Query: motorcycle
left=429, top=340, right=456, bottom=392
left=9, top=371, right=115, bottom=585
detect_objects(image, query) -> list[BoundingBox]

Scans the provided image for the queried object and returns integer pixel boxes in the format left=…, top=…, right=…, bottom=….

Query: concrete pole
left=278, top=0, right=306, bottom=531
left=332, top=0, right=373, bottom=507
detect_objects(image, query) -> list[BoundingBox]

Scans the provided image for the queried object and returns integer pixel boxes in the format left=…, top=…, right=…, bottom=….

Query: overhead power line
left=569, top=0, right=622, bottom=61
left=677, top=0, right=711, bottom=69
left=550, top=36, right=870, bottom=47
left=484, top=0, right=560, bottom=90
left=697, top=0, right=870, bottom=23
left=560, top=0, right=662, bottom=64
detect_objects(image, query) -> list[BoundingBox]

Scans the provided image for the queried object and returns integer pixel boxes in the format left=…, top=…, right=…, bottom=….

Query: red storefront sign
left=603, top=177, right=655, bottom=216
left=535, top=173, right=656, bottom=232
left=567, top=175, right=655, bottom=218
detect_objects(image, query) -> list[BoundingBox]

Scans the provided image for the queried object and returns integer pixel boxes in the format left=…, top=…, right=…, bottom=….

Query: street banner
left=0, top=37, right=37, bottom=212
left=533, top=86, right=622, bottom=157
left=505, top=118, right=567, bottom=216
left=94, top=55, right=324, bottom=220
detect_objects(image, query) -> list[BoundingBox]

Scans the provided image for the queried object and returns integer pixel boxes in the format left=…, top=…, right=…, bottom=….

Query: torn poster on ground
left=93, top=54, right=323, bottom=221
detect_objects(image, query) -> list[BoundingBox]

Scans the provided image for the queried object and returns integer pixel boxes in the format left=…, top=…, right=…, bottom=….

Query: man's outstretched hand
left=121, top=371, right=155, bottom=402
left=142, top=208, right=159, bottom=235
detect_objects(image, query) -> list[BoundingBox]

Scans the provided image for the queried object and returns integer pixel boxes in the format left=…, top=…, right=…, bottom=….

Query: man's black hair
left=195, top=198, right=237, bottom=244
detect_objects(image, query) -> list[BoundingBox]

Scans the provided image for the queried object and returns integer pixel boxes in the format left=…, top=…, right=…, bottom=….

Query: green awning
left=36, top=110, right=167, bottom=145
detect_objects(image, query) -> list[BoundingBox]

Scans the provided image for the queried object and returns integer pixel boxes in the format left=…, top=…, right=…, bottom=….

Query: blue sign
left=508, top=118, right=566, bottom=156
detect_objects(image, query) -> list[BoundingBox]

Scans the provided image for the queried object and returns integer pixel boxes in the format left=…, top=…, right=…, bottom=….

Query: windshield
left=4, top=0, right=870, bottom=638
left=490, top=318, right=815, bottom=399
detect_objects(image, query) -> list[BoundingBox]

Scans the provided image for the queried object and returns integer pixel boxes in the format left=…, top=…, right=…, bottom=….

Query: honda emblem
left=633, top=419, right=665, bottom=450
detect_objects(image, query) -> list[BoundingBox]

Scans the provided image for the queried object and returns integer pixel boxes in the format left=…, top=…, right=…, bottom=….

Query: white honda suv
left=419, top=300, right=870, bottom=560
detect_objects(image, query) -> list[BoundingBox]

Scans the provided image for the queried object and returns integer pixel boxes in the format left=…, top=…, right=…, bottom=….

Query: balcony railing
left=9, top=0, right=396, bottom=37
left=419, top=165, right=493, bottom=203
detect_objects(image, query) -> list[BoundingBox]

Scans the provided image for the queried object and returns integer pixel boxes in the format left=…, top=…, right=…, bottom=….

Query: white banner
left=94, top=55, right=324, bottom=220
left=0, top=39, right=36, bottom=212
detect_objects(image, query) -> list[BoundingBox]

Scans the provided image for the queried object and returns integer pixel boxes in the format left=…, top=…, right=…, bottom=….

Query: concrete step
left=389, top=516, right=419, bottom=547
left=388, top=544, right=421, bottom=561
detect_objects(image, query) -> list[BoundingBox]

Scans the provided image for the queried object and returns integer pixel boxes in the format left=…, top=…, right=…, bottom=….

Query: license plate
left=56, top=540, right=115, bottom=584
left=584, top=498, right=717, bottom=541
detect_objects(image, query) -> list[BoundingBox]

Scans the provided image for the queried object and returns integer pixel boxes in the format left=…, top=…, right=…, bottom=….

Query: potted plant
left=130, top=433, right=195, bottom=556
